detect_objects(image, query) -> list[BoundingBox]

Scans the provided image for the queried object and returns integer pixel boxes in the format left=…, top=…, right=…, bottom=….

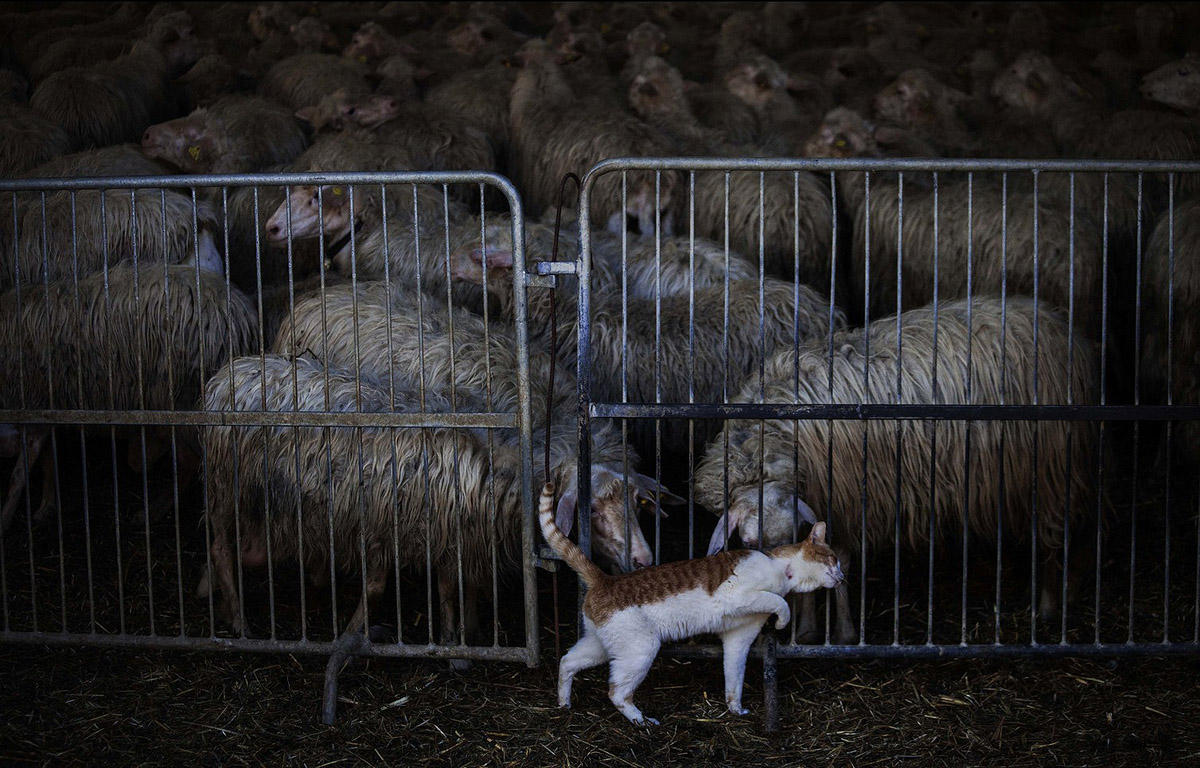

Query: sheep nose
left=632, top=554, right=652, bottom=569
left=141, top=129, right=154, bottom=143
left=386, top=98, right=398, bottom=109
left=266, top=223, right=281, bottom=236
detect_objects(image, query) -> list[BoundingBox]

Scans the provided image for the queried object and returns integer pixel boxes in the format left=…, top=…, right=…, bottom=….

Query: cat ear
left=809, top=521, right=827, bottom=544
left=707, top=510, right=742, bottom=556
left=792, top=496, right=817, bottom=525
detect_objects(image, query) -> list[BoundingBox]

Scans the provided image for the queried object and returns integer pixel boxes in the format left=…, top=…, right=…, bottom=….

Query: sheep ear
left=555, top=489, right=578, bottom=535
left=809, top=521, right=827, bottom=544
left=1026, top=71, right=1047, bottom=95
left=792, top=496, right=817, bottom=525
left=479, top=245, right=513, bottom=270
left=707, top=512, right=735, bottom=555
left=294, top=105, right=321, bottom=126
left=629, top=472, right=686, bottom=506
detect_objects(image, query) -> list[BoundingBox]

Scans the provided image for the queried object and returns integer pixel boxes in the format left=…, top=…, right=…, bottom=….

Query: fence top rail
left=582, top=156, right=1200, bottom=179
left=0, top=170, right=520, bottom=197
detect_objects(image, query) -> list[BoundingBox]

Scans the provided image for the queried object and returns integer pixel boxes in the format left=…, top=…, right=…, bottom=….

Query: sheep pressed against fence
left=1, top=159, right=1199, bottom=731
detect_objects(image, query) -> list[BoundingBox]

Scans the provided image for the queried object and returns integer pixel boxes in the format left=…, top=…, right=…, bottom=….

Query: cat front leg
left=720, top=620, right=766, bottom=715
left=557, top=627, right=608, bottom=707
left=730, top=590, right=791, bottom=629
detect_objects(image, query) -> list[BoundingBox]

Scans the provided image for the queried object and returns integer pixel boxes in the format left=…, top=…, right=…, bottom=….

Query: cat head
left=773, top=522, right=844, bottom=593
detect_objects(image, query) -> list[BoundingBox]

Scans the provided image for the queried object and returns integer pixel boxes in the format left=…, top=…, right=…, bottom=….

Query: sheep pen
left=1, top=0, right=1198, bottom=756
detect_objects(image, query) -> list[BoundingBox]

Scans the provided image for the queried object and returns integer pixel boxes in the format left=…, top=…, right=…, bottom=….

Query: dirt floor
left=1, top=642, right=1198, bottom=767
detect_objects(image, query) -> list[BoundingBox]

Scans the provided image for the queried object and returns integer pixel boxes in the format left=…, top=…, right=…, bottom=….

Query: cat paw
left=641, top=716, right=660, bottom=726
left=728, top=705, right=750, bottom=716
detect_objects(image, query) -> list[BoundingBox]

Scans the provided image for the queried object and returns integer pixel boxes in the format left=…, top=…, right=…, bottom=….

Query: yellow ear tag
left=835, top=138, right=847, bottom=148
left=187, top=145, right=201, bottom=160
left=357, top=55, right=367, bottom=63
left=660, top=42, right=670, bottom=53
left=331, top=186, right=343, bottom=196
left=600, top=23, right=611, bottom=33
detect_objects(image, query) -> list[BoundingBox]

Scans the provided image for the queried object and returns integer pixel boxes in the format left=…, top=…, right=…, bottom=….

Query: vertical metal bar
left=1096, top=174, right=1110, bottom=646
left=961, top=173, right=974, bottom=646
left=161, top=189, right=183, bottom=637
left=1164, top=174, right=1175, bottom=644
left=475, top=185, right=499, bottom=648
left=927, top=171, right=940, bottom=646
left=130, top=187, right=157, bottom=636
left=577, top=173, right=595, bottom=624
left=1062, top=173, right=1077, bottom=645
left=506, top=181, right=536, bottom=666
left=995, top=173, right=1007, bottom=645
left=412, top=184, right=433, bottom=646
left=720, top=171, right=731, bottom=557
left=892, top=172, right=903, bottom=647
left=440, top=183, right=467, bottom=646
left=317, top=184, right=339, bottom=638
left=381, top=184, right=401, bottom=644
left=620, top=172, right=630, bottom=573
left=756, top=171, right=766, bottom=568
left=687, top=171, right=696, bottom=560
left=1030, top=170, right=1041, bottom=646
left=68, top=191, right=96, bottom=634
left=100, top=190, right=124, bottom=636
left=42, top=191, right=66, bottom=633
left=825, top=171, right=838, bottom=645
left=860, top=171, right=871, bottom=645
left=350, top=184, right=372, bottom=636
left=1129, top=173, right=1144, bottom=643
left=654, top=171, right=663, bottom=567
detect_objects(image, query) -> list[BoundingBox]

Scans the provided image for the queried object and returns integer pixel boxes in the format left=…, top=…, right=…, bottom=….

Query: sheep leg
left=210, top=523, right=244, bottom=636
left=831, top=546, right=857, bottom=644
left=343, top=562, right=388, bottom=637
left=33, top=445, right=59, bottom=525
left=1037, top=549, right=1065, bottom=632
left=436, top=567, right=461, bottom=645
left=2, top=430, right=48, bottom=535
left=795, top=592, right=821, bottom=643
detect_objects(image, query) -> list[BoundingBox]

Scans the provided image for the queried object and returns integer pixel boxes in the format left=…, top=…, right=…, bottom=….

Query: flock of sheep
left=1, top=1, right=1197, bottom=644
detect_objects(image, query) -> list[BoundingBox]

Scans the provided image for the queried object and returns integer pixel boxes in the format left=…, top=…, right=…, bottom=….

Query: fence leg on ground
left=321, top=631, right=368, bottom=725
left=763, top=635, right=779, bottom=733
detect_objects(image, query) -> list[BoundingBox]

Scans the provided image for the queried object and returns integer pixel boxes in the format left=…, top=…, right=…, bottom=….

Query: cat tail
left=539, top=482, right=605, bottom=587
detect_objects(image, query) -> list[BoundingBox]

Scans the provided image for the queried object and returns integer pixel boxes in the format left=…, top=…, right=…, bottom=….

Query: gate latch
left=527, top=260, right=576, bottom=287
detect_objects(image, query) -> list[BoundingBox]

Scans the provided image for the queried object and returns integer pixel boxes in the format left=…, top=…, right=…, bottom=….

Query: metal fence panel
left=574, top=157, right=1200, bottom=726
left=0, top=170, right=537, bottom=721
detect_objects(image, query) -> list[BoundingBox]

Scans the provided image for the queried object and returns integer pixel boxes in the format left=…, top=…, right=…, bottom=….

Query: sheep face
left=824, top=47, right=882, bottom=90
left=556, top=465, right=681, bottom=571
left=873, top=69, right=941, bottom=128
left=1141, top=58, right=1200, bottom=113
left=344, top=22, right=405, bottom=65
left=990, top=52, right=1083, bottom=117
left=295, top=90, right=399, bottom=131
left=265, top=185, right=352, bottom=244
left=290, top=17, right=339, bottom=53
left=706, top=482, right=819, bottom=554
left=554, top=27, right=603, bottom=64
left=142, top=114, right=216, bottom=173
left=625, top=21, right=667, bottom=59
left=447, top=16, right=509, bottom=58
left=627, top=57, right=687, bottom=121
left=249, top=2, right=297, bottom=42
left=724, top=57, right=786, bottom=112
left=803, top=107, right=879, bottom=158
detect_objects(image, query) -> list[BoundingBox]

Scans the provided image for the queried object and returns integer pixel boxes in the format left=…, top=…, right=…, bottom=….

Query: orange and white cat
left=540, top=482, right=843, bottom=725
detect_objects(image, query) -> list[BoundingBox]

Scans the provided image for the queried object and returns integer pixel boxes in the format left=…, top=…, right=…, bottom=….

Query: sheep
left=175, top=54, right=248, bottom=110
left=2, top=260, right=259, bottom=532
left=258, top=53, right=371, bottom=110
left=201, top=353, right=669, bottom=638
left=0, top=105, right=73, bottom=177
left=0, top=183, right=221, bottom=291
left=450, top=243, right=846, bottom=422
left=626, top=57, right=837, bottom=289
left=508, top=39, right=679, bottom=235
left=991, top=51, right=1200, bottom=205
left=1140, top=198, right=1200, bottom=468
left=1140, top=56, right=1200, bottom=115
left=804, top=107, right=1105, bottom=332
left=141, top=96, right=309, bottom=174
left=424, top=61, right=518, bottom=164
left=871, top=68, right=1059, bottom=159
left=29, top=14, right=201, bottom=149
left=696, top=296, right=1099, bottom=642
left=19, top=143, right=165, bottom=179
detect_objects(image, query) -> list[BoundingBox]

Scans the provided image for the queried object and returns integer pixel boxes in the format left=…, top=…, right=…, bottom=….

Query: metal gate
left=0, top=170, right=537, bottom=722
left=573, top=157, right=1200, bottom=728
